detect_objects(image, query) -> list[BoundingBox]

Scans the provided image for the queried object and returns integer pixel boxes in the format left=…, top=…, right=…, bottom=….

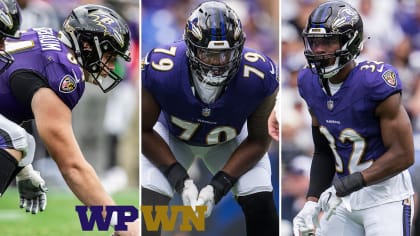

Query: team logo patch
left=382, top=70, right=397, bottom=88
left=59, top=75, right=77, bottom=93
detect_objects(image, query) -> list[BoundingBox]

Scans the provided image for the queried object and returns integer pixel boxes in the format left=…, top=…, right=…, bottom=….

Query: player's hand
left=112, top=219, right=139, bottom=236
left=181, top=179, right=198, bottom=208
left=292, top=201, right=319, bottom=236
left=16, top=164, right=48, bottom=214
left=196, top=185, right=215, bottom=218
left=317, top=186, right=342, bottom=222
left=318, top=186, right=351, bottom=222
left=268, top=109, right=279, bottom=141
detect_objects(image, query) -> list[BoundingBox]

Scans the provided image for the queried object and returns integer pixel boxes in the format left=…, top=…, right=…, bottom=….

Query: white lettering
left=33, top=28, right=61, bottom=51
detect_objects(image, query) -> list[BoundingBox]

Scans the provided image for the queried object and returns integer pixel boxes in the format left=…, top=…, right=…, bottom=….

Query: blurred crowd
left=281, top=0, right=420, bottom=235
left=17, top=0, right=140, bottom=194
left=142, top=0, right=279, bottom=235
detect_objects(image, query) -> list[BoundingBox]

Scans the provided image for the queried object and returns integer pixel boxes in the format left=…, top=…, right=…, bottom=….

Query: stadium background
left=141, top=0, right=279, bottom=236
left=281, top=0, right=420, bottom=235
left=0, top=0, right=278, bottom=235
left=0, top=0, right=139, bottom=235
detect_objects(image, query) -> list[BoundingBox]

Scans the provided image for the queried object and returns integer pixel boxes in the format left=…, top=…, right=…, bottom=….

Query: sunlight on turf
left=0, top=210, right=28, bottom=221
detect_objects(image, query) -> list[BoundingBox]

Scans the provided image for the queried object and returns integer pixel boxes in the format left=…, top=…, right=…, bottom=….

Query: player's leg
left=0, top=149, right=21, bottom=195
left=233, top=154, right=278, bottom=236
left=316, top=205, right=363, bottom=236
left=203, top=125, right=278, bottom=236
left=141, top=121, right=195, bottom=235
left=0, top=115, right=35, bottom=195
left=141, top=187, right=171, bottom=236
left=361, top=197, right=413, bottom=236
left=237, top=191, right=279, bottom=236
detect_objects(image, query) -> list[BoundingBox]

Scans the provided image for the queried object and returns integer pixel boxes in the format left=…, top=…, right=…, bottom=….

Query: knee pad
left=141, top=187, right=171, bottom=236
left=237, top=191, right=279, bottom=236
left=0, top=149, right=21, bottom=196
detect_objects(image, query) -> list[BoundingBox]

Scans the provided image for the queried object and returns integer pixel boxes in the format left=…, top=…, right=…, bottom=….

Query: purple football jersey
left=0, top=28, right=85, bottom=124
left=142, top=40, right=278, bottom=146
left=298, top=61, right=402, bottom=176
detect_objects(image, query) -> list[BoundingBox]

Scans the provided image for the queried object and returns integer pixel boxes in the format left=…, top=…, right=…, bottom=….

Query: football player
left=141, top=1, right=279, bottom=236
left=0, top=0, right=48, bottom=215
left=293, top=1, right=414, bottom=236
left=0, top=4, right=136, bottom=236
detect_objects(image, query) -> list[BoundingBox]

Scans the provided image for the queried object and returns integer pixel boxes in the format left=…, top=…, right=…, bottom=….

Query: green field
left=0, top=187, right=139, bottom=236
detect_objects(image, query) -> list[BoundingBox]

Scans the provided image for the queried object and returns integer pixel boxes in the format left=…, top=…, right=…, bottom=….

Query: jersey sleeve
left=364, top=63, right=402, bottom=102
left=44, top=62, right=85, bottom=110
left=141, top=50, right=155, bottom=92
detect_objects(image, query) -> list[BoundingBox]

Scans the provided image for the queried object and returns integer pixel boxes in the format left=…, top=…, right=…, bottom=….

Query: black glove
left=333, top=172, right=365, bottom=197
left=209, top=171, right=238, bottom=204
left=161, top=162, right=189, bottom=193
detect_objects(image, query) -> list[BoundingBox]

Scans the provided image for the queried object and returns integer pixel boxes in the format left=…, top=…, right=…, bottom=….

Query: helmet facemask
left=0, top=0, right=21, bottom=73
left=81, top=36, right=130, bottom=93
left=303, top=30, right=361, bottom=79
left=186, top=39, right=243, bottom=86
left=0, top=48, right=13, bottom=73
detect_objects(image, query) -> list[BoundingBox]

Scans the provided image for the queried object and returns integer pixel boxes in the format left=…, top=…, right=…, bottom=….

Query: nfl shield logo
left=202, top=108, right=211, bottom=117
left=327, top=100, right=334, bottom=110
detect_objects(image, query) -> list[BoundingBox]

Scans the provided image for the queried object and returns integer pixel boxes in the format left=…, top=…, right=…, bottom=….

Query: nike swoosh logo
left=72, top=69, right=80, bottom=83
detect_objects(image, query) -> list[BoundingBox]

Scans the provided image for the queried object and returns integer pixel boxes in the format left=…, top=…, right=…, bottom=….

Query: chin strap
left=319, top=76, right=332, bottom=96
left=58, top=30, right=84, bottom=67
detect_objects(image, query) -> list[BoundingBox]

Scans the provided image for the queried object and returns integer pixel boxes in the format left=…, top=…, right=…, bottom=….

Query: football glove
left=196, top=185, right=214, bottom=218
left=317, top=186, right=352, bottom=224
left=196, top=171, right=237, bottom=218
left=181, top=179, right=198, bottom=209
left=333, top=172, right=365, bottom=197
left=292, top=201, right=319, bottom=236
left=317, top=186, right=342, bottom=222
left=16, top=164, right=48, bottom=214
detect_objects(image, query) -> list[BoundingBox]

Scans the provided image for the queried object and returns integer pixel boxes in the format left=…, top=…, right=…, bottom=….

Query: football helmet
left=302, top=1, right=363, bottom=79
left=60, top=4, right=131, bottom=93
left=184, top=1, right=245, bottom=86
left=0, top=0, right=21, bottom=73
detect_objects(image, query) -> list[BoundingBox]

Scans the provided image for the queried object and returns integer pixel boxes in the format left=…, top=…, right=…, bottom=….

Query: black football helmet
left=60, top=4, right=131, bottom=93
left=0, top=0, right=21, bottom=73
left=184, top=1, right=245, bottom=86
left=302, top=1, right=363, bottom=79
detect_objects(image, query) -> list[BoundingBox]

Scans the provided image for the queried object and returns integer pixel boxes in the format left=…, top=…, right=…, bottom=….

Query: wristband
left=162, top=162, right=189, bottom=193
left=16, top=164, right=34, bottom=180
left=333, top=172, right=365, bottom=197
left=209, top=171, right=238, bottom=203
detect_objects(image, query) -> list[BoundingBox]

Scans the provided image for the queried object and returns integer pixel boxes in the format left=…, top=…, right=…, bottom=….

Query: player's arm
left=142, top=86, right=197, bottom=201
left=196, top=89, right=278, bottom=217
left=292, top=112, right=336, bottom=235
left=362, top=93, right=414, bottom=184
left=306, top=112, right=336, bottom=202
left=221, top=88, right=278, bottom=178
left=268, top=90, right=280, bottom=141
left=9, top=71, right=115, bottom=208
left=31, top=88, right=116, bottom=207
left=333, top=92, right=414, bottom=197
left=141, top=87, right=177, bottom=168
